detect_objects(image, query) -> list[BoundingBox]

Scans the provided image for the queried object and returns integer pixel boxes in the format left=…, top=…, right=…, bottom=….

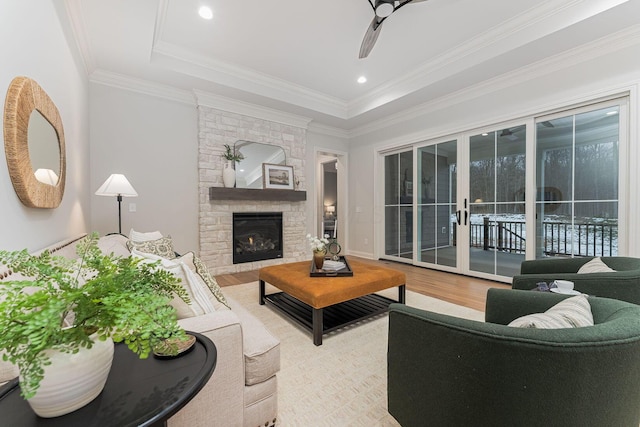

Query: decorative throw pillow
left=577, top=257, right=616, bottom=274
left=130, top=250, right=229, bottom=319
left=191, top=254, right=230, bottom=309
left=129, top=228, right=164, bottom=242
left=97, top=234, right=131, bottom=258
left=127, top=236, right=176, bottom=259
left=508, top=295, right=594, bottom=329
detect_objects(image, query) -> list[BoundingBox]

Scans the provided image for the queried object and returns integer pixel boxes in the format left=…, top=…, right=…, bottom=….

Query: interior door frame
left=314, top=148, right=348, bottom=248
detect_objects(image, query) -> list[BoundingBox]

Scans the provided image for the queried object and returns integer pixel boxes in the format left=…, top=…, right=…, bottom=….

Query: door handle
left=456, top=210, right=461, bottom=225
left=464, top=210, right=468, bottom=226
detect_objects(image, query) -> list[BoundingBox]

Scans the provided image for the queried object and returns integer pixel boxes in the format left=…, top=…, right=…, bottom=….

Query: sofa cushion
left=190, top=254, right=230, bottom=309
left=508, top=295, right=594, bottom=329
left=578, top=257, right=616, bottom=274
left=131, top=250, right=229, bottom=318
left=127, top=236, right=176, bottom=259
left=129, top=228, right=164, bottom=242
left=96, top=234, right=130, bottom=258
left=225, top=295, right=280, bottom=385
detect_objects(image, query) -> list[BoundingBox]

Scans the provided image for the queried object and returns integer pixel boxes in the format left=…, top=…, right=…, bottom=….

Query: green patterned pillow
left=126, top=236, right=176, bottom=259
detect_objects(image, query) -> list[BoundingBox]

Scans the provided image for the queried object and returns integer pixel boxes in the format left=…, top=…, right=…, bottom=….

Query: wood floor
left=215, top=256, right=511, bottom=312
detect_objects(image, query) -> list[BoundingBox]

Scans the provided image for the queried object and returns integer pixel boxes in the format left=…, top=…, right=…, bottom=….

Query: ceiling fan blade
left=359, top=17, right=384, bottom=59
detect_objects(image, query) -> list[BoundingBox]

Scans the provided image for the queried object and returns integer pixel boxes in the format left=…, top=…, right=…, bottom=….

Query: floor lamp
left=95, top=174, right=138, bottom=234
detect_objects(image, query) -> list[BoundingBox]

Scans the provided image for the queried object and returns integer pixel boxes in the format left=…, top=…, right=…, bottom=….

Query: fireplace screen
left=233, top=212, right=283, bottom=264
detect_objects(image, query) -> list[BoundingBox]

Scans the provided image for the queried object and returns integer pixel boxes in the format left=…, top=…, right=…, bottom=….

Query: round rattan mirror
left=3, top=76, right=66, bottom=208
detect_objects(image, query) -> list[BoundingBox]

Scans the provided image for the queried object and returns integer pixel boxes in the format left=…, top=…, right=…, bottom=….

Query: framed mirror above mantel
left=234, top=140, right=287, bottom=189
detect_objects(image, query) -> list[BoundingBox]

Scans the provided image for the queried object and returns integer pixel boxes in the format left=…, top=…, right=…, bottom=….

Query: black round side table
left=0, top=332, right=216, bottom=427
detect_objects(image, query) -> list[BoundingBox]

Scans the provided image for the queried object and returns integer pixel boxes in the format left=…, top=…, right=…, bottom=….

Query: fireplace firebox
left=233, top=212, right=283, bottom=264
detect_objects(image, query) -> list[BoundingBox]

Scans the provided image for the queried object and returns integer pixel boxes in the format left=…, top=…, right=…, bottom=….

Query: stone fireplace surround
left=198, top=105, right=308, bottom=275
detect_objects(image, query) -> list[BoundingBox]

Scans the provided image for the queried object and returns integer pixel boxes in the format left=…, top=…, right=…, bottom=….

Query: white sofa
left=0, top=233, right=280, bottom=427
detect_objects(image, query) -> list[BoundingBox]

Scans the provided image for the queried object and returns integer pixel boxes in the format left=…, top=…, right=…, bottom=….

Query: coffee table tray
left=310, top=255, right=353, bottom=277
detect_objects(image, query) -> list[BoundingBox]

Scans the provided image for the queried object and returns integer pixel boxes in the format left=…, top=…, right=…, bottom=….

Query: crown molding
left=150, top=40, right=349, bottom=119
left=61, top=0, right=95, bottom=75
left=194, top=90, right=313, bottom=129
left=307, top=122, right=350, bottom=139
left=350, top=24, right=640, bottom=138
left=90, top=70, right=196, bottom=105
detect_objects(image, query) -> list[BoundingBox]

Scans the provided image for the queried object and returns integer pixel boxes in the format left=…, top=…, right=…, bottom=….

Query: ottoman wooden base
left=259, top=259, right=406, bottom=345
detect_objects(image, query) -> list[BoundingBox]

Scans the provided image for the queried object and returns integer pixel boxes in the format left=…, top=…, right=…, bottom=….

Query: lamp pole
left=117, top=194, right=123, bottom=234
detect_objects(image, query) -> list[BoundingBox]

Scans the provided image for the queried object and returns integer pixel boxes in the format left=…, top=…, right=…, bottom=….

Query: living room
left=2, top=0, right=640, bottom=425
left=3, top=1, right=639, bottom=263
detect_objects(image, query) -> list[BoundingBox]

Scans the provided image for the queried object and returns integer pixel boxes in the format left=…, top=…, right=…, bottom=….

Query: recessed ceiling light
left=357, top=76, right=367, bottom=84
left=606, top=111, right=618, bottom=115
left=482, top=133, right=488, bottom=136
left=199, top=6, right=213, bottom=20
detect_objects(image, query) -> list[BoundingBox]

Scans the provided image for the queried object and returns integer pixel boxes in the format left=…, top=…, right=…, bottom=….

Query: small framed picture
left=263, top=163, right=294, bottom=190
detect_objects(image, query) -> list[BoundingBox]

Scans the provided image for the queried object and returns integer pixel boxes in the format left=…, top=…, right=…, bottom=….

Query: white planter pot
left=23, top=335, right=115, bottom=418
left=223, top=160, right=236, bottom=188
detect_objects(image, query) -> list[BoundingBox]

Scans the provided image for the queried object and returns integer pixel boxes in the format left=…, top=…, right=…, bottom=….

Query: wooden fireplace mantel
left=209, top=187, right=307, bottom=202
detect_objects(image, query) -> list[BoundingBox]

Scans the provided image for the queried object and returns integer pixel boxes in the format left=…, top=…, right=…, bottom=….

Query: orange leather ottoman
left=259, top=259, right=405, bottom=345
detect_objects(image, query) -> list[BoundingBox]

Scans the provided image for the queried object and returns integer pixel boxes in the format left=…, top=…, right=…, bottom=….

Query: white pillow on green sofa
left=577, top=257, right=615, bottom=274
left=508, top=295, right=593, bottom=329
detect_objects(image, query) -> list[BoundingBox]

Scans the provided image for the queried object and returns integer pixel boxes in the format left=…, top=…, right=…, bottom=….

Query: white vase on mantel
left=223, top=160, right=236, bottom=188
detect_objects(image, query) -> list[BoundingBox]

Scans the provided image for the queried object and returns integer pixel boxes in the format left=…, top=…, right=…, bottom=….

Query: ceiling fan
left=359, top=0, right=430, bottom=59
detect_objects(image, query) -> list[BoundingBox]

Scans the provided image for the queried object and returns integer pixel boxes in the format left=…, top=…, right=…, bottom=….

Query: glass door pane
left=469, top=126, right=526, bottom=277
left=417, top=140, right=457, bottom=267
left=535, top=105, right=619, bottom=258
left=384, top=150, right=413, bottom=259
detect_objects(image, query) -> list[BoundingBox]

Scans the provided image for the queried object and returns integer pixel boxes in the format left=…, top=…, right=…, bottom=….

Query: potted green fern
left=0, top=233, right=190, bottom=417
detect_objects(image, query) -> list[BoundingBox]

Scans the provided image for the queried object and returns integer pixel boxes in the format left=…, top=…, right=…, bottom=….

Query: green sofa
left=387, top=289, right=640, bottom=427
left=511, top=256, right=640, bottom=304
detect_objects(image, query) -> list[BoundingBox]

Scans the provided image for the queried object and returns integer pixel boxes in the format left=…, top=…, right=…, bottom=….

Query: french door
left=534, top=101, right=624, bottom=259
left=382, top=95, right=627, bottom=282
left=467, top=125, right=527, bottom=278
left=384, top=130, right=526, bottom=280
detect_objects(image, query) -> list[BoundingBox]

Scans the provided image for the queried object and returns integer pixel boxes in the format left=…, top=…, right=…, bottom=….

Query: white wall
left=0, top=0, right=90, bottom=251
left=348, top=42, right=640, bottom=258
left=89, top=84, right=199, bottom=253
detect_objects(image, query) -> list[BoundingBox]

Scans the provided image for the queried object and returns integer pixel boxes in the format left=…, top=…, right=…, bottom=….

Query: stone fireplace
left=196, top=100, right=309, bottom=275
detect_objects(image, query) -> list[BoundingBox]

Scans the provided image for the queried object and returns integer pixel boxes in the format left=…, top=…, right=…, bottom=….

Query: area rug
left=223, top=282, right=484, bottom=427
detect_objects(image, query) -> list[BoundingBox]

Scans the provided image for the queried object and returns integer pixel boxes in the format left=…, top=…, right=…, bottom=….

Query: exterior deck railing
left=469, top=218, right=617, bottom=257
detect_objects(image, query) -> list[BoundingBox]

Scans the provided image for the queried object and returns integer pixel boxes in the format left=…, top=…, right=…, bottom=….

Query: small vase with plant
left=222, top=144, right=244, bottom=188
left=307, top=234, right=329, bottom=269
left=0, top=233, right=190, bottom=417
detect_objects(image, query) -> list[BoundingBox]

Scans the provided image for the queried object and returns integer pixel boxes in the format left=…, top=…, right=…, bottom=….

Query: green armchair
left=511, top=257, right=640, bottom=304
left=387, top=289, right=640, bottom=427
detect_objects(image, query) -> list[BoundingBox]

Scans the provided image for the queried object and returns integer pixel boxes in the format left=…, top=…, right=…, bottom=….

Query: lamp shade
left=326, top=206, right=335, bottom=213
left=95, top=174, right=138, bottom=197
